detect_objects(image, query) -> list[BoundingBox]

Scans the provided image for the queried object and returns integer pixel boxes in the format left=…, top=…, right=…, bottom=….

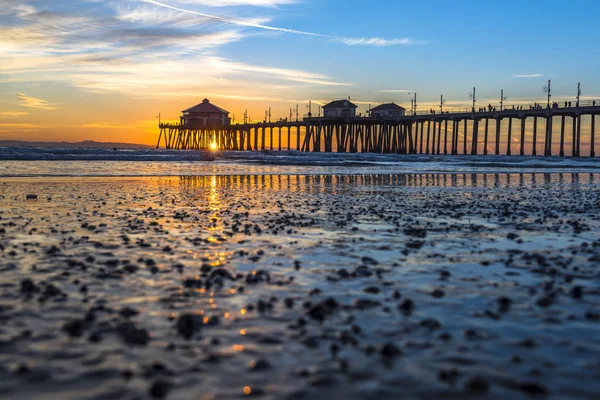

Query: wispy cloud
left=16, top=94, right=58, bottom=110
left=143, top=0, right=421, bottom=46
left=176, top=0, right=296, bottom=7
left=0, top=111, right=29, bottom=119
left=337, top=38, right=421, bottom=47
left=512, top=74, right=544, bottom=78
left=375, top=89, right=412, bottom=93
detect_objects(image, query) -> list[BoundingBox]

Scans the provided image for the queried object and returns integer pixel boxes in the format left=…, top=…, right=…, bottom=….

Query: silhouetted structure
left=181, top=99, right=231, bottom=128
left=158, top=101, right=600, bottom=158
left=370, top=103, right=406, bottom=118
left=323, top=100, right=357, bottom=118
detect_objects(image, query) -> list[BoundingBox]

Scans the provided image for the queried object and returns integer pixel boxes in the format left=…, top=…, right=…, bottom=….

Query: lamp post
left=543, top=80, right=551, bottom=107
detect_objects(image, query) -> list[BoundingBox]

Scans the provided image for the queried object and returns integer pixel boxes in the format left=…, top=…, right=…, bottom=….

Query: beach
left=1, top=169, right=599, bottom=399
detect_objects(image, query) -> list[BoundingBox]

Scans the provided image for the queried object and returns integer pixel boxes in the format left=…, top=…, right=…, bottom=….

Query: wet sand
left=0, top=173, right=599, bottom=399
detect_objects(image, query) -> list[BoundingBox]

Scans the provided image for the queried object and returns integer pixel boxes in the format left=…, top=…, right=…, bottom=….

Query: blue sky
left=1, top=0, right=599, bottom=143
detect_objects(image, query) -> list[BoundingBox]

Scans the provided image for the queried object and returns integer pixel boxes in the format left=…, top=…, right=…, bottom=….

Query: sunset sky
left=1, top=0, right=599, bottom=145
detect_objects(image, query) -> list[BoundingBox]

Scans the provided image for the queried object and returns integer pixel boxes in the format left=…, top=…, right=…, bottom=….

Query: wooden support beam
left=451, top=120, right=457, bottom=155
left=278, top=127, right=282, bottom=151
left=426, top=121, right=431, bottom=154
left=576, top=115, right=582, bottom=157
left=410, top=123, right=415, bottom=154
left=532, top=117, right=538, bottom=156
left=463, top=119, right=468, bottom=155
left=591, top=115, right=596, bottom=158
left=507, top=118, right=513, bottom=156
left=444, top=120, right=449, bottom=155
left=572, top=116, right=577, bottom=157
left=483, top=118, right=489, bottom=155
left=560, top=116, right=565, bottom=157
left=437, top=119, right=442, bottom=154
left=520, top=117, right=526, bottom=156
left=419, top=122, right=425, bottom=154
left=156, top=128, right=163, bottom=149
left=471, top=119, right=479, bottom=155
left=545, top=116, right=553, bottom=156
left=495, top=118, right=501, bottom=155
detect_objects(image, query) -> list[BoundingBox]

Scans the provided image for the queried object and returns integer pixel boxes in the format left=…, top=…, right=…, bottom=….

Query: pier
left=157, top=103, right=600, bottom=157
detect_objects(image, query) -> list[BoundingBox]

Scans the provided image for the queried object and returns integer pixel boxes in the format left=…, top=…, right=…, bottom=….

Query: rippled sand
left=0, top=173, right=599, bottom=399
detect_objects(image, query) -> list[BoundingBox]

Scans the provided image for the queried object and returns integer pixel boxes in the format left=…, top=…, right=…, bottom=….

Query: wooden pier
left=157, top=104, right=600, bottom=157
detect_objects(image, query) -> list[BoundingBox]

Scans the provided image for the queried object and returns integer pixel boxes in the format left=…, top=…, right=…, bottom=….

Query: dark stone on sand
left=398, top=299, right=414, bottom=315
left=284, top=298, right=295, bottom=308
left=431, top=289, right=445, bottom=298
left=119, top=307, right=139, bottom=318
left=245, top=270, right=271, bottom=284
left=465, top=376, right=489, bottom=392
left=497, top=296, right=512, bottom=312
left=306, top=298, right=339, bottom=322
left=403, top=227, right=427, bottom=238
left=364, top=286, right=380, bottom=294
left=149, top=380, right=173, bottom=399
left=507, top=232, right=520, bottom=240
left=584, top=312, right=599, bottom=322
left=183, top=278, right=203, bottom=289
left=570, top=286, right=583, bottom=299
left=302, top=336, right=320, bottom=349
left=361, top=256, right=379, bottom=265
left=208, top=268, right=235, bottom=281
left=175, top=314, right=202, bottom=339
left=354, top=299, right=381, bottom=310
left=20, top=279, right=38, bottom=294
left=519, top=382, right=548, bottom=395
left=42, top=284, right=64, bottom=298
left=517, top=338, right=537, bottom=348
left=116, top=322, right=150, bottom=346
left=406, top=240, right=424, bottom=249
left=336, top=269, right=350, bottom=278
left=420, top=318, right=442, bottom=330
left=536, top=296, right=554, bottom=308
left=63, top=319, right=86, bottom=338
left=381, top=342, right=402, bottom=357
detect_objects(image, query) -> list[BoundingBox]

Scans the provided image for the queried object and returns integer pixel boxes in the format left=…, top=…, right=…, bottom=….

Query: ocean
left=1, top=146, right=600, bottom=177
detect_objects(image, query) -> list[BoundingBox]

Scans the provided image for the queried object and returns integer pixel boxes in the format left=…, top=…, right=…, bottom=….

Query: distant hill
left=0, top=140, right=151, bottom=149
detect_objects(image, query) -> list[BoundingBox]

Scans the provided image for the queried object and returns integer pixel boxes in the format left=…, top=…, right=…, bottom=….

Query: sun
left=210, top=142, right=218, bottom=151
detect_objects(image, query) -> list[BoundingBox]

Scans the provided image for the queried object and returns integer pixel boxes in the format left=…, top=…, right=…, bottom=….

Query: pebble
left=465, top=376, right=489, bottom=392
left=175, top=314, right=202, bottom=339
left=149, top=380, right=173, bottom=399
left=116, top=322, right=150, bottom=345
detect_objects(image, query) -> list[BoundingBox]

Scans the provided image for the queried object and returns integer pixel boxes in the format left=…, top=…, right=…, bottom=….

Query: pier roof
left=183, top=99, right=229, bottom=115
left=323, top=100, right=358, bottom=109
left=371, top=103, right=406, bottom=111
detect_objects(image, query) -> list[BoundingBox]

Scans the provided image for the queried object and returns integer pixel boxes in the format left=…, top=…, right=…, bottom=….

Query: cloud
left=143, top=0, right=421, bottom=46
left=16, top=94, right=58, bottom=110
left=375, top=89, right=412, bottom=93
left=210, top=58, right=352, bottom=86
left=512, top=74, right=544, bottom=78
left=0, top=111, right=29, bottom=119
left=337, top=37, right=421, bottom=47
left=176, top=0, right=296, bottom=7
